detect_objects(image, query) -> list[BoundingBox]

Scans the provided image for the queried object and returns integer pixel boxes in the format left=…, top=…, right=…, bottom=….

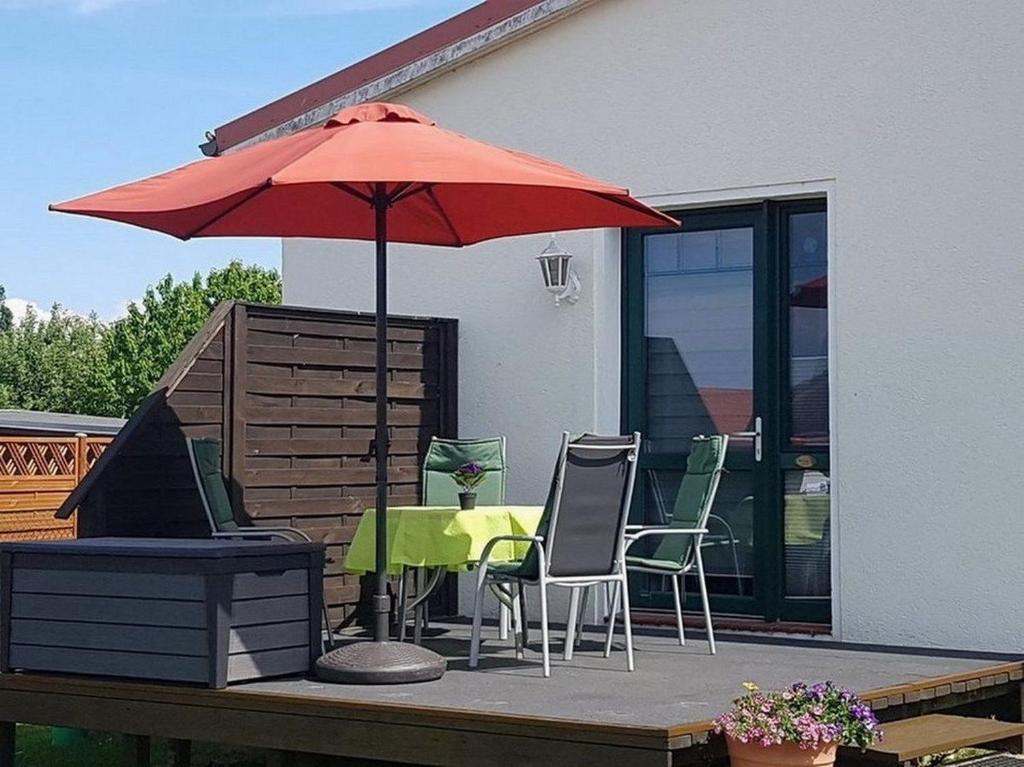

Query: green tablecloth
left=784, top=494, right=830, bottom=545
left=344, top=505, right=544, bottom=575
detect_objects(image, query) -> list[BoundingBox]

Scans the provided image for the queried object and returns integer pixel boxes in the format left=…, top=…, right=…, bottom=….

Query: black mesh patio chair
left=186, top=437, right=334, bottom=651
left=468, top=431, right=640, bottom=677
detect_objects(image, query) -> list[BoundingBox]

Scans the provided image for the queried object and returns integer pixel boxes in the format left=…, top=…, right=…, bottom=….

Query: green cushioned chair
left=186, top=437, right=334, bottom=650
left=422, top=436, right=508, bottom=506
left=397, top=436, right=509, bottom=643
left=620, top=434, right=727, bottom=655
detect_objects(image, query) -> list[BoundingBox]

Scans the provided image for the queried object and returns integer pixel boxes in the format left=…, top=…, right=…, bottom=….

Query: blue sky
left=0, top=0, right=475, bottom=320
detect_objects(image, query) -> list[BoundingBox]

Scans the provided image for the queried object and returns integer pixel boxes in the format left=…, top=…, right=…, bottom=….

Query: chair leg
left=499, top=598, right=509, bottom=640
left=603, top=580, right=619, bottom=658
left=511, top=582, right=524, bottom=659
left=469, top=565, right=489, bottom=669
left=397, top=566, right=409, bottom=642
left=670, top=573, right=686, bottom=647
left=538, top=577, right=551, bottom=678
left=518, top=582, right=529, bottom=647
left=564, top=587, right=580, bottom=661
left=576, top=586, right=589, bottom=648
left=619, top=574, right=635, bottom=672
left=496, top=582, right=515, bottom=640
left=694, top=544, right=716, bottom=655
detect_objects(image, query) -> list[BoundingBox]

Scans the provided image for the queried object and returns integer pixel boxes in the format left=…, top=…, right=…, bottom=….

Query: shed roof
left=0, top=409, right=125, bottom=437
left=213, top=0, right=596, bottom=153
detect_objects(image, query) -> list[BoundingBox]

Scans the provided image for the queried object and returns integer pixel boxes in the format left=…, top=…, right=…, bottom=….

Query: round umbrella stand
left=316, top=640, right=446, bottom=684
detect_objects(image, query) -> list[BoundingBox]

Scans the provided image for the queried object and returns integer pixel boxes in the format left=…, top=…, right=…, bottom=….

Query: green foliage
left=16, top=725, right=264, bottom=767
left=0, top=285, right=13, bottom=333
left=0, top=262, right=281, bottom=419
left=104, top=261, right=281, bottom=416
left=0, top=304, right=118, bottom=417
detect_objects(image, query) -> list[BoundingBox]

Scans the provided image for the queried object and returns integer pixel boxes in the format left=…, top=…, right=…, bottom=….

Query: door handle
left=732, top=416, right=762, bottom=462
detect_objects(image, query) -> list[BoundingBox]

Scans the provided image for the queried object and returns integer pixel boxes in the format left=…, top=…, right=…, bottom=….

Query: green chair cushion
left=647, top=435, right=726, bottom=568
left=485, top=559, right=536, bottom=580
left=189, top=438, right=239, bottom=532
left=625, top=554, right=684, bottom=573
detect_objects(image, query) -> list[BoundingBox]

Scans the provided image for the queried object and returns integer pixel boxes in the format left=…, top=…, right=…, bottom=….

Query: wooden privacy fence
left=0, top=436, right=109, bottom=541
left=57, top=301, right=458, bottom=625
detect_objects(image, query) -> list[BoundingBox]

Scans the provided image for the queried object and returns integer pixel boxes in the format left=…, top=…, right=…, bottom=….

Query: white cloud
left=5, top=298, right=51, bottom=324
left=104, top=297, right=136, bottom=322
left=3, top=296, right=134, bottom=324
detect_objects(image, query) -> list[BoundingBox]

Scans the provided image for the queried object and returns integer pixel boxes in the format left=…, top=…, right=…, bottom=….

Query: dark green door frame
left=621, top=199, right=830, bottom=624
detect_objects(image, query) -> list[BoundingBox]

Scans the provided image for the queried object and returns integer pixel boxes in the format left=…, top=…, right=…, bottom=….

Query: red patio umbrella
left=51, top=101, right=677, bottom=683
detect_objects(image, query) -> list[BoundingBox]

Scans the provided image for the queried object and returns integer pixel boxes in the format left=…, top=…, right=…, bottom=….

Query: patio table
left=344, top=505, right=544, bottom=574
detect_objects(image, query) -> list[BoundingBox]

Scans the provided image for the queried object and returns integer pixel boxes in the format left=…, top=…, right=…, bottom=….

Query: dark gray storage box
left=0, top=538, right=324, bottom=688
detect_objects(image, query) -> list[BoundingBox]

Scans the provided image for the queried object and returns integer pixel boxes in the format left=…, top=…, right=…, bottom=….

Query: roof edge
left=215, top=0, right=599, bottom=153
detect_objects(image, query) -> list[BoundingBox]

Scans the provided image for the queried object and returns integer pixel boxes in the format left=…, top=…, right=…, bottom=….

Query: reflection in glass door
left=623, top=201, right=830, bottom=623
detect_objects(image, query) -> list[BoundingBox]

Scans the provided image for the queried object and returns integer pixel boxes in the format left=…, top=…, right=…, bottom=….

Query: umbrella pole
left=314, top=185, right=446, bottom=683
left=372, top=187, right=390, bottom=644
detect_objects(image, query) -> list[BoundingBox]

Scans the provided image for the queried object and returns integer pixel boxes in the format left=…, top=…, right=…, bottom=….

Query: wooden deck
left=0, top=624, right=1020, bottom=766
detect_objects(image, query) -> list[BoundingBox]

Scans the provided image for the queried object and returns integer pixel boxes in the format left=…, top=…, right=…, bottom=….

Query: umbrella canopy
left=51, top=101, right=676, bottom=683
left=52, top=102, right=676, bottom=241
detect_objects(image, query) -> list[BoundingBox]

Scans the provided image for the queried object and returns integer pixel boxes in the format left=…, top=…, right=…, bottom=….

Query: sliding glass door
left=622, top=200, right=830, bottom=623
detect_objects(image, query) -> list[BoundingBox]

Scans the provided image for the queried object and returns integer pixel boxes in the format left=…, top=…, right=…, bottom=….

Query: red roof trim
left=215, top=0, right=545, bottom=152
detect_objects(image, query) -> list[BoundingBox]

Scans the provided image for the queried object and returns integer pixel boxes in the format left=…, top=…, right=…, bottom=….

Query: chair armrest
left=623, top=527, right=708, bottom=551
left=213, top=527, right=312, bottom=543
left=624, top=524, right=668, bottom=532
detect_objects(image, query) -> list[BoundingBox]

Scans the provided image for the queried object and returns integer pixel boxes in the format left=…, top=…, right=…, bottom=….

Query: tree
left=0, top=285, right=13, bottom=334
left=104, top=261, right=281, bottom=415
left=0, top=304, right=118, bottom=416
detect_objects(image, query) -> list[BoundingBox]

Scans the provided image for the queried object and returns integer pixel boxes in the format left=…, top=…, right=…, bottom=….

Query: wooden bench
left=840, top=714, right=1024, bottom=765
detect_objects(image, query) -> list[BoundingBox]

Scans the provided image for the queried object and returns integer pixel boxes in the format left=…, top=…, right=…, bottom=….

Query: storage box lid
left=0, top=537, right=321, bottom=558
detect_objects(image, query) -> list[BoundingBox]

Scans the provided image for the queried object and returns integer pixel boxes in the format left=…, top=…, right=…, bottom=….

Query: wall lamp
left=536, top=236, right=582, bottom=306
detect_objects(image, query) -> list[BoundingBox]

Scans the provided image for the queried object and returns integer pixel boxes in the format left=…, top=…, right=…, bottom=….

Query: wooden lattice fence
left=0, top=436, right=110, bottom=541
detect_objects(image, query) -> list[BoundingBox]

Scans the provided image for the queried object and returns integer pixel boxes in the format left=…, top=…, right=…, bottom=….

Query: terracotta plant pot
left=726, top=737, right=838, bottom=767
left=458, top=491, right=477, bottom=510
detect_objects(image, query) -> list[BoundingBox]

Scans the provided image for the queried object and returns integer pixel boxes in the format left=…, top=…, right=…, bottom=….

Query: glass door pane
left=636, top=221, right=759, bottom=608
left=782, top=208, right=831, bottom=609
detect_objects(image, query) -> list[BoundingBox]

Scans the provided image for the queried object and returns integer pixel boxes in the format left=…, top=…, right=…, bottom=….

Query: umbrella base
left=315, top=640, right=446, bottom=685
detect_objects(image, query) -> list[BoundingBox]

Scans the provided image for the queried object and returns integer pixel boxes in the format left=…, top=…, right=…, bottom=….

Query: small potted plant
left=714, top=681, right=881, bottom=767
left=451, top=461, right=487, bottom=510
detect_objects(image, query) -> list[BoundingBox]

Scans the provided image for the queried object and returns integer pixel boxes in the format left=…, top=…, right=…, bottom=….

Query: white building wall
left=283, top=0, right=1024, bottom=653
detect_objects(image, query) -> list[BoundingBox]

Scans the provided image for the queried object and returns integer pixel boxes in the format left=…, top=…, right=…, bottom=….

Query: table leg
left=576, top=586, right=589, bottom=648
left=397, top=566, right=409, bottom=642
left=413, top=567, right=425, bottom=645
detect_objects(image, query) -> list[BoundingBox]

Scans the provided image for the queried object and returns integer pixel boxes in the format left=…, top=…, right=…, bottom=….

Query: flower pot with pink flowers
left=714, top=681, right=882, bottom=767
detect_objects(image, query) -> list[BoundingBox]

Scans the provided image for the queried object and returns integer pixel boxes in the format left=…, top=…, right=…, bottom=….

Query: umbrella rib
left=183, top=181, right=272, bottom=240
left=425, top=187, right=463, bottom=247
left=390, top=182, right=431, bottom=205
left=331, top=182, right=374, bottom=206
